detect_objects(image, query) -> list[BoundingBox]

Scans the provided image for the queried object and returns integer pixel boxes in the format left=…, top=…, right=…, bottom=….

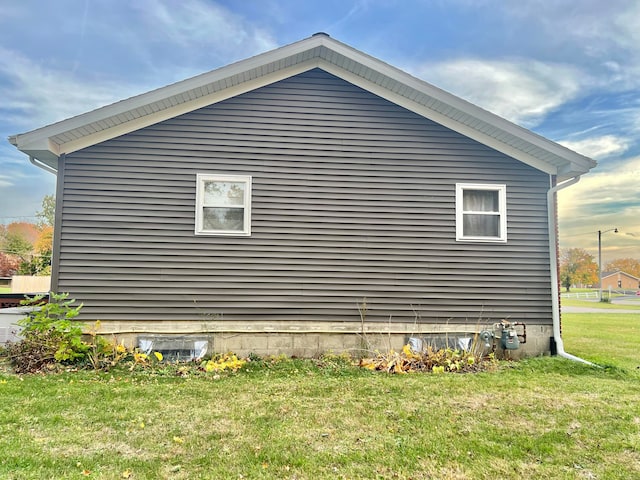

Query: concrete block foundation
left=94, top=320, right=554, bottom=360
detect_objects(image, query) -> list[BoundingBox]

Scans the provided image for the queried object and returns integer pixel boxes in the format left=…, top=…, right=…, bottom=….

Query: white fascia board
left=25, top=60, right=323, bottom=158
left=317, top=40, right=596, bottom=174
left=12, top=135, right=62, bottom=171
left=319, top=63, right=559, bottom=175
left=10, top=35, right=329, bottom=158
left=58, top=60, right=321, bottom=155
left=11, top=133, right=61, bottom=155
left=10, top=33, right=595, bottom=177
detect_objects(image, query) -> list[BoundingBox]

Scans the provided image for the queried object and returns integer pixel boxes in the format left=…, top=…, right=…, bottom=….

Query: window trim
left=455, top=183, right=507, bottom=243
left=195, top=174, right=252, bottom=236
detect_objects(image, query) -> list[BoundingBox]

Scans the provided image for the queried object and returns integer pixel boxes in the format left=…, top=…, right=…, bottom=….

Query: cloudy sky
left=1, top=0, right=638, bottom=264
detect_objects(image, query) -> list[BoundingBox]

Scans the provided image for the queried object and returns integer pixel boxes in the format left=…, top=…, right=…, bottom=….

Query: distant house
left=601, top=271, right=640, bottom=290
left=9, top=34, right=596, bottom=358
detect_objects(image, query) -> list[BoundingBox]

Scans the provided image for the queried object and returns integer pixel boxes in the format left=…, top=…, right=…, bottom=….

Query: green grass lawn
left=1, top=313, right=639, bottom=479
left=562, top=312, right=640, bottom=370
left=561, top=297, right=640, bottom=310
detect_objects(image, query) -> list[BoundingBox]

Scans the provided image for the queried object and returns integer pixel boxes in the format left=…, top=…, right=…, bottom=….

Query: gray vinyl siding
left=57, top=69, right=553, bottom=325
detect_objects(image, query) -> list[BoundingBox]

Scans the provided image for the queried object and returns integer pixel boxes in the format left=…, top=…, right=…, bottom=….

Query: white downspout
left=547, top=175, right=595, bottom=365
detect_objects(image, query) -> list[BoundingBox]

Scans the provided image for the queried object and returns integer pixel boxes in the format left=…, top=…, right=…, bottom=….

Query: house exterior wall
left=55, top=69, right=553, bottom=355
left=601, top=272, right=640, bottom=290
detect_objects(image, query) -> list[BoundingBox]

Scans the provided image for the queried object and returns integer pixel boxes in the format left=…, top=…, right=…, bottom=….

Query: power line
left=0, top=249, right=52, bottom=258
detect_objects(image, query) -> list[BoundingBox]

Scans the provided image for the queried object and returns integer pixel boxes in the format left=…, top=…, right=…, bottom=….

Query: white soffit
left=8, top=33, right=596, bottom=179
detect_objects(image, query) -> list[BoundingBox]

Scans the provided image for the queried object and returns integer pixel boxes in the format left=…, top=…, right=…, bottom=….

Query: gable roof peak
left=9, top=34, right=596, bottom=180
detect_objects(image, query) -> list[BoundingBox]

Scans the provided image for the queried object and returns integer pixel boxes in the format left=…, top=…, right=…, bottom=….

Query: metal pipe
left=547, top=175, right=595, bottom=366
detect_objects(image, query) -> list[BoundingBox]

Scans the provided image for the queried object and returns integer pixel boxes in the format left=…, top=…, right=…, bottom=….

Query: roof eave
left=557, top=157, right=597, bottom=181
left=11, top=35, right=330, bottom=147
left=9, top=133, right=61, bottom=172
left=9, top=33, right=597, bottom=178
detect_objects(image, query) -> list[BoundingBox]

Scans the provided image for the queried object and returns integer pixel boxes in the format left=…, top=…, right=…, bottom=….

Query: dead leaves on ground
left=359, top=344, right=496, bottom=374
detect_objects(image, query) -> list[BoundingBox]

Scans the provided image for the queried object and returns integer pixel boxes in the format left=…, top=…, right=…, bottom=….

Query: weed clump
left=359, top=344, right=497, bottom=374
left=2, top=293, right=249, bottom=376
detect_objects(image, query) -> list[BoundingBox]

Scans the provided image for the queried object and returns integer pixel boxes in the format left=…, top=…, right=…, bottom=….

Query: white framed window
left=195, top=174, right=252, bottom=236
left=456, top=183, right=506, bottom=242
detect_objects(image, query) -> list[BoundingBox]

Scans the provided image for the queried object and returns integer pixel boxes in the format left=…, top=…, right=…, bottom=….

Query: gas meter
left=501, top=327, right=520, bottom=350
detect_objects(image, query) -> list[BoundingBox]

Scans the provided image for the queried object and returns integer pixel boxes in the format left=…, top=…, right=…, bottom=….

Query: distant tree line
left=560, top=247, right=640, bottom=292
left=0, top=195, right=54, bottom=277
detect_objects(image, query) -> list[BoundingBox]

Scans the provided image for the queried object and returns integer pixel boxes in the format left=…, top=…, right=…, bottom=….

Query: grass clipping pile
left=359, top=344, right=497, bottom=374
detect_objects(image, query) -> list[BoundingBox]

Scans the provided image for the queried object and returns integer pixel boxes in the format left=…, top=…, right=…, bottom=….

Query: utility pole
left=598, top=228, right=618, bottom=300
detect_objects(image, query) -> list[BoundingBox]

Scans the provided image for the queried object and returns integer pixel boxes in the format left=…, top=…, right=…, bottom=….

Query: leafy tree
left=559, top=248, right=598, bottom=291
left=36, top=194, right=56, bottom=227
left=5, top=221, right=39, bottom=244
left=18, top=226, right=53, bottom=275
left=36, top=226, right=53, bottom=275
left=34, top=226, right=53, bottom=254
left=605, top=258, right=640, bottom=278
left=0, top=253, right=20, bottom=277
left=1, top=225, right=33, bottom=276
left=0, top=221, right=54, bottom=276
left=1, top=230, right=33, bottom=262
left=17, top=255, right=51, bottom=275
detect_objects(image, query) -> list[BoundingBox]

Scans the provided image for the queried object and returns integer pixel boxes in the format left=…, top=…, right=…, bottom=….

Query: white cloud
left=136, top=0, right=278, bottom=61
left=412, top=59, right=583, bottom=127
left=558, top=156, right=640, bottom=260
left=500, top=1, right=640, bottom=92
left=0, top=1, right=280, bottom=133
left=603, top=2, right=640, bottom=57
left=0, top=47, right=143, bottom=130
left=559, top=157, right=640, bottom=210
left=558, top=135, right=630, bottom=160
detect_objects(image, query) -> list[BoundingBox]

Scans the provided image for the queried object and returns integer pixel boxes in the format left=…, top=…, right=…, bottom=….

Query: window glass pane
left=203, top=181, right=245, bottom=206
left=463, top=214, right=500, bottom=237
left=463, top=190, right=498, bottom=212
left=203, top=207, right=244, bottom=231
